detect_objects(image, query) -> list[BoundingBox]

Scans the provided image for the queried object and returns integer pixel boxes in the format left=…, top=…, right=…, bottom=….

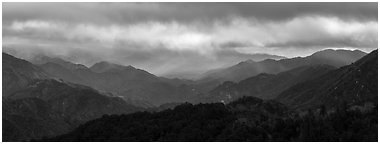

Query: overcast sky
left=2, top=2, right=378, bottom=77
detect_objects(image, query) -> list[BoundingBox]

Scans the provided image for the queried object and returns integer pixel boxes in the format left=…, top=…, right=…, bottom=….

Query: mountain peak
left=244, top=59, right=255, bottom=63
left=237, top=59, right=256, bottom=65
left=90, top=61, right=135, bottom=73
left=31, top=54, right=88, bottom=70
left=311, top=49, right=366, bottom=57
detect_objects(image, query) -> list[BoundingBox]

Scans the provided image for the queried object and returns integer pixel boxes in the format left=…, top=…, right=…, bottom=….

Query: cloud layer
left=2, top=3, right=378, bottom=78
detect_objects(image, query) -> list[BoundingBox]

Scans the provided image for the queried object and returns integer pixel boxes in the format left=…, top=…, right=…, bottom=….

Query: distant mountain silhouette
left=3, top=53, right=50, bottom=96
left=90, top=61, right=136, bottom=73
left=3, top=49, right=377, bottom=142
left=201, top=49, right=367, bottom=82
left=39, top=62, right=85, bottom=84
left=2, top=54, right=142, bottom=141
left=31, top=54, right=88, bottom=71
left=161, top=52, right=287, bottom=80
left=276, top=50, right=378, bottom=110
left=34, top=56, right=200, bottom=106
left=207, top=64, right=336, bottom=103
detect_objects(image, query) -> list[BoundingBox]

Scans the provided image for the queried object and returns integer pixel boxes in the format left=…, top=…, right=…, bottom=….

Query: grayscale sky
left=2, top=2, right=378, bottom=77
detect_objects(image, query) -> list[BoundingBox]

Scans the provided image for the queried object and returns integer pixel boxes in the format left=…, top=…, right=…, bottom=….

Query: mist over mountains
left=2, top=2, right=378, bottom=142
left=4, top=49, right=368, bottom=106
left=3, top=48, right=377, bottom=142
left=201, top=49, right=367, bottom=82
left=40, top=49, right=377, bottom=142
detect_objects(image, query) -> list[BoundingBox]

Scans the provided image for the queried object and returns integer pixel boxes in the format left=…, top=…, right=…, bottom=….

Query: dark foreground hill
left=40, top=96, right=377, bottom=142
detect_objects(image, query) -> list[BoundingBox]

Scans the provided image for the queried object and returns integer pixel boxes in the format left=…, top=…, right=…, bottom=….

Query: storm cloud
left=2, top=2, right=378, bottom=78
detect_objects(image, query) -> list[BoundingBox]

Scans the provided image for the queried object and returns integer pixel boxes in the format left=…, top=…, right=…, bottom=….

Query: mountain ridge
left=206, top=64, right=336, bottom=103
left=201, top=49, right=367, bottom=82
left=276, top=50, right=378, bottom=110
left=2, top=54, right=144, bottom=141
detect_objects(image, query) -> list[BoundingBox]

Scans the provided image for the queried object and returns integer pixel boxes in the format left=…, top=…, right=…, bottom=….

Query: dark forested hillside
left=276, top=50, right=378, bottom=110
left=3, top=53, right=50, bottom=97
left=41, top=96, right=377, bottom=142
left=207, top=64, right=335, bottom=103
left=3, top=79, right=143, bottom=142
left=42, top=103, right=236, bottom=142
left=7, top=79, right=142, bottom=121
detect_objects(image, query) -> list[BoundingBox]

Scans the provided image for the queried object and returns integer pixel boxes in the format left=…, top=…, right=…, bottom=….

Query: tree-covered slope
left=276, top=50, right=378, bottom=110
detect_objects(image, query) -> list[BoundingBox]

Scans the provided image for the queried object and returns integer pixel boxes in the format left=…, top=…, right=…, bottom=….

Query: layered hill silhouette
left=276, top=50, right=378, bottom=110
left=3, top=53, right=50, bottom=97
left=2, top=49, right=378, bottom=142
left=2, top=53, right=142, bottom=141
left=37, top=48, right=379, bottom=141
left=201, top=49, right=367, bottom=82
left=33, top=55, right=201, bottom=106
left=24, top=49, right=367, bottom=107
left=207, top=64, right=336, bottom=103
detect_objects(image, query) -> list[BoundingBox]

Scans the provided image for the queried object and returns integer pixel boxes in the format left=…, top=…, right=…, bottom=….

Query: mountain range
left=276, top=50, right=378, bottom=110
left=24, top=49, right=367, bottom=106
left=2, top=53, right=142, bottom=141
left=30, top=55, right=203, bottom=107
left=201, top=49, right=367, bottom=82
left=38, top=49, right=377, bottom=142
left=206, top=64, right=336, bottom=103
left=2, top=48, right=377, bottom=142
